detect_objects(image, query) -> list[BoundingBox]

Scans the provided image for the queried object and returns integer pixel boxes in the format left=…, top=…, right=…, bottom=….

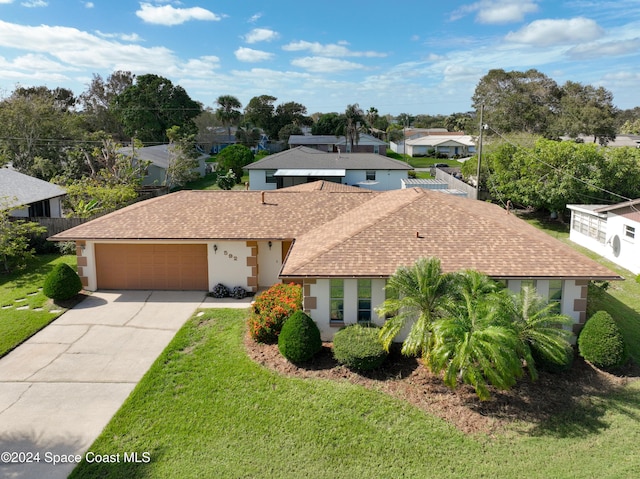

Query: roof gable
left=0, top=168, right=66, bottom=209
left=246, top=146, right=410, bottom=171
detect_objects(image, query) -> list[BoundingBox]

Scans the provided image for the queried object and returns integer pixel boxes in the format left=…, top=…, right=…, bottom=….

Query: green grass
left=182, top=173, right=250, bottom=190
left=70, top=309, right=640, bottom=479
left=0, top=254, right=77, bottom=357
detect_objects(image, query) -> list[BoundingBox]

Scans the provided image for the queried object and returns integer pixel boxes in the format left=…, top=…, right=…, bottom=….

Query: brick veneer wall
left=75, top=240, right=89, bottom=288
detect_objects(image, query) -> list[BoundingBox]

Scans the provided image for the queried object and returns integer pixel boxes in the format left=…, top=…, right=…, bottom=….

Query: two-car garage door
left=95, top=243, right=208, bottom=290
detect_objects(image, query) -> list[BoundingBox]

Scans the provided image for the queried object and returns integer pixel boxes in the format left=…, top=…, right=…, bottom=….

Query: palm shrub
left=429, top=271, right=524, bottom=400
left=277, top=311, right=322, bottom=363
left=333, top=324, right=388, bottom=371
left=43, top=263, right=82, bottom=301
left=248, top=283, right=302, bottom=343
left=506, top=286, right=573, bottom=380
left=376, top=257, right=455, bottom=358
left=578, top=311, right=628, bottom=370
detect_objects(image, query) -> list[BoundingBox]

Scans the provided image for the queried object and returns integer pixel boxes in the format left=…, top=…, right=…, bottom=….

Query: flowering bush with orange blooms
left=248, top=283, right=303, bottom=343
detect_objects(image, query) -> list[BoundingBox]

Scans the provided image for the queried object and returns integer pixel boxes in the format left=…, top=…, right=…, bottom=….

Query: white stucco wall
left=209, top=241, right=252, bottom=291
left=248, top=170, right=277, bottom=190
left=257, top=240, right=283, bottom=289
left=604, top=213, right=640, bottom=275
left=305, top=278, right=386, bottom=341
left=307, top=277, right=586, bottom=341
left=570, top=210, right=640, bottom=275
left=343, top=170, right=408, bottom=191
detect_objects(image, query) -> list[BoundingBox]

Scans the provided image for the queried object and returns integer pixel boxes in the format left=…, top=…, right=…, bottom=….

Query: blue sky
left=0, top=0, right=639, bottom=115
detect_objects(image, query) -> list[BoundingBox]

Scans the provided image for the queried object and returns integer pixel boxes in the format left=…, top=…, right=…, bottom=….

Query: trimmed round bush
left=277, top=311, right=322, bottom=363
left=532, top=343, right=574, bottom=374
left=578, top=311, right=628, bottom=370
left=42, top=263, right=82, bottom=301
left=333, top=324, right=388, bottom=371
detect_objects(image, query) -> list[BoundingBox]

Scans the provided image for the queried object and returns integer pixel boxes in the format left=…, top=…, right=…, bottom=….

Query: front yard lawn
left=70, top=308, right=640, bottom=479
left=0, top=254, right=78, bottom=357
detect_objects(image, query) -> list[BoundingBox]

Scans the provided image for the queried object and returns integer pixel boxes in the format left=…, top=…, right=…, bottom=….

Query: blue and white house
left=245, top=146, right=411, bottom=191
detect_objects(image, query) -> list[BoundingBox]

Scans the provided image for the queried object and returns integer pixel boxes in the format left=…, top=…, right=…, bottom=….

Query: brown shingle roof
left=49, top=189, right=374, bottom=241
left=280, top=180, right=363, bottom=192
left=51, top=188, right=619, bottom=280
left=282, top=188, right=620, bottom=280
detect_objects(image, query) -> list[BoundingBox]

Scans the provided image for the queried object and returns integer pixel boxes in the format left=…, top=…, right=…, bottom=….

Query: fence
left=434, top=168, right=479, bottom=200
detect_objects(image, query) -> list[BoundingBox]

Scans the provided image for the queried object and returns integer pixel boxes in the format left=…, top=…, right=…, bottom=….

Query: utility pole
left=476, top=104, right=484, bottom=198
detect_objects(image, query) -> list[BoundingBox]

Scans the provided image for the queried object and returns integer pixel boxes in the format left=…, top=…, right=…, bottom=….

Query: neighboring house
left=568, top=199, right=640, bottom=275
left=560, top=134, right=640, bottom=147
left=405, top=135, right=476, bottom=158
left=51, top=186, right=619, bottom=340
left=390, top=130, right=466, bottom=154
left=0, top=168, right=66, bottom=218
left=119, top=144, right=209, bottom=186
left=245, top=146, right=410, bottom=191
left=289, top=134, right=387, bottom=155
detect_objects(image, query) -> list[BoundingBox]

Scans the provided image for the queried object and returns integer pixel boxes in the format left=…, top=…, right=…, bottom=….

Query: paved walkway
left=0, top=290, right=252, bottom=479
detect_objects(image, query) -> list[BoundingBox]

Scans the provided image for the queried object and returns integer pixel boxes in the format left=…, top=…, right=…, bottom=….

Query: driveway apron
left=0, top=290, right=206, bottom=479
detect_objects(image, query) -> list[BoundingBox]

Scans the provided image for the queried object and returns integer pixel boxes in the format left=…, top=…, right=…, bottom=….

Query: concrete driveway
left=0, top=290, right=214, bottom=479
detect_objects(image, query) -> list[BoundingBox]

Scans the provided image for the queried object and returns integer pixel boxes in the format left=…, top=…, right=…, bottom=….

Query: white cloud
left=283, top=40, right=386, bottom=58
left=568, top=38, right=640, bottom=59
left=136, top=2, right=222, bottom=26
left=234, top=47, right=274, bottom=62
left=21, top=0, right=47, bottom=6
left=291, top=56, right=367, bottom=73
left=244, top=28, right=279, bottom=44
left=84, top=2, right=94, bottom=8
left=96, top=31, right=143, bottom=42
left=451, top=0, right=539, bottom=24
left=248, top=13, right=262, bottom=23
left=506, top=17, right=604, bottom=46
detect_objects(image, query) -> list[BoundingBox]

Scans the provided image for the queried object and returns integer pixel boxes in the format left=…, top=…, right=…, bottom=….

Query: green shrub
left=43, top=263, right=82, bottom=301
left=333, top=324, right=388, bottom=371
left=578, top=311, right=628, bottom=370
left=635, top=274, right=640, bottom=285
left=278, top=311, right=322, bottom=363
left=532, top=343, right=574, bottom=374
left=248, top=283, right=302, bottom=343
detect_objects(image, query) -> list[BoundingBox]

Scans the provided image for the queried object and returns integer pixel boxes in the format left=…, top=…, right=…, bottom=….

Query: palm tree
left=215, top=95, right=242, bottom=143
left=429, top=271, right=524, bottom=400
left=505, top=286, right=573, bottom=381
left=376, top=257, right=455, bottom=358
left=343, top=103, right=364, bottom=151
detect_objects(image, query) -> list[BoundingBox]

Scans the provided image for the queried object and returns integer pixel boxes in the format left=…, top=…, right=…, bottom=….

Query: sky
left=0, top=0, right=639, bottom=116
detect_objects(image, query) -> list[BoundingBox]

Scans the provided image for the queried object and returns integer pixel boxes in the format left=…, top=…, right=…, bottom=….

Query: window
left=521, top=279, right=537, bottom=292
left=571, top=211, right=606, bottom=244
left=366, top=170, right=376, bottom=181
left=265, top=170, right=277, bottom=184
left=357, top=279, right=372, bottom=323
left=374, top=145, right=379, bottom=154
left=330, top=279, right=344, bottom=322
left=548, top=280, right=563, bottom=313
left=625, top=224, right=636, bottom=240
left=28, top=200, right=50, bottom=218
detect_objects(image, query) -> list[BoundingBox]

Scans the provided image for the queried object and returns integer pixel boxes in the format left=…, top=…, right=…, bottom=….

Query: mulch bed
left=245, top=333, right=638, bottom=435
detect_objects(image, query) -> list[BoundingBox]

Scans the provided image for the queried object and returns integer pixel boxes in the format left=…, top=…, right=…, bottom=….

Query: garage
left=95, top=243, right=208, bottom=290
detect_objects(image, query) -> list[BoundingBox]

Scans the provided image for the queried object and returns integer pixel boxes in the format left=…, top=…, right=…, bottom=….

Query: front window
left=571, top=211, right=606, bottom=244
left=357, top=279, right=372, bottom=323
left=366, top=170, right=376, bottom=181
left=265, top=170, right=277, bottom=183
left=625, top=224, right=636, bottom=241
left=548, top=280, right=563, bottom=313
left=330, top=279, right=344, bottom=322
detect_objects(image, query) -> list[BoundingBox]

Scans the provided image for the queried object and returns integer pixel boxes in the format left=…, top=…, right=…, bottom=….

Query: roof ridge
left=283, top=188, right=424, bottom=274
